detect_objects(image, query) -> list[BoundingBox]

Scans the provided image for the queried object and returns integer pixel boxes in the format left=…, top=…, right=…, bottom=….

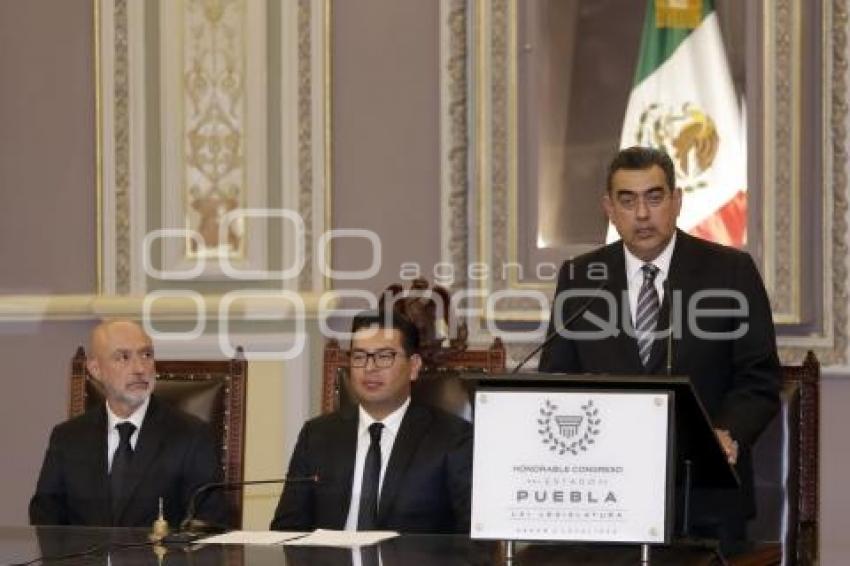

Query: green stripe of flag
left=633, top=0, right=714, bottom=86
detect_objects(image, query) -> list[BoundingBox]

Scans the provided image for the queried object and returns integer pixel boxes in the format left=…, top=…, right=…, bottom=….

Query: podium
left=463, top=372, right=739, bottom=550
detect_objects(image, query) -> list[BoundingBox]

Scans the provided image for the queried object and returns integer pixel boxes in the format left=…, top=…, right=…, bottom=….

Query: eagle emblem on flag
left=634, top=101, right=719, bottom=192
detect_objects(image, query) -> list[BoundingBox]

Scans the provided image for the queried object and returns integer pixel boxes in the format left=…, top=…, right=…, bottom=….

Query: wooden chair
left=730, top=351, right=819, bottom=566
left=69, top=346, right=248, bottom=529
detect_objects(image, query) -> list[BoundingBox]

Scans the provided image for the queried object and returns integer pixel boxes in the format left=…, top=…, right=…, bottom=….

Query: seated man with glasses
left=271, top=310, right=473, bottom=534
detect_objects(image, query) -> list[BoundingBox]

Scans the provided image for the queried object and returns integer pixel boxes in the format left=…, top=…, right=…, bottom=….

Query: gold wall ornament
left=183, top=0, right=246, bottom=259
left=96, top=0, right=330, bottom=291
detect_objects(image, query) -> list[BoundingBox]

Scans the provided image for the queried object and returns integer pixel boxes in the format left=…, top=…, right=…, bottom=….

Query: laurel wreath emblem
left=538, top=399, right=602, bottom=455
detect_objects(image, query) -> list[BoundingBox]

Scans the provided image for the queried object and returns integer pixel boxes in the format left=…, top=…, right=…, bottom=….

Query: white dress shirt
left=623, top=232, right=676, bottom=325
left=105, top=397, right=149, bottom=472
left=344, top=398, right=410, bottom=531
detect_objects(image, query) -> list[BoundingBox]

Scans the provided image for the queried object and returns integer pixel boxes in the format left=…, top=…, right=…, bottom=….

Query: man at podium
left=539, top=146, right=781, bottom=553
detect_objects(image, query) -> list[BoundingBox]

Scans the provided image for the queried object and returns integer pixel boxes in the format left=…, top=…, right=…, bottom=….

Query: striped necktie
left=635, top=263, right=660, bottom=367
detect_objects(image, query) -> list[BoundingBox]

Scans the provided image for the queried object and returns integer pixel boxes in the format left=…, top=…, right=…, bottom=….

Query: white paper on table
left=196, top=530, right=308, bottom=545
left=283, top=529, right=399, bottom=547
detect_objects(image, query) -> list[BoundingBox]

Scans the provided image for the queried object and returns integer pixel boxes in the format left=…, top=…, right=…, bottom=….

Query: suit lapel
left=113, top=397, right=165, bottom=522
left=663, top=231, right=699, bottom=371
left=84, top=407, right=111, bottom=524
left=330, top=410, right=358, bottom=528
left=377, top=404, right=431, bottom=524
left=646, top=230, right=697, bottom=373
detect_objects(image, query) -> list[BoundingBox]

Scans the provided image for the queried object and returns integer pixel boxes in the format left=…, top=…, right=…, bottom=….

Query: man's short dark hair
left=606, top=146, right=676, bottom=193
left=351, top=310, right=420, bottom=356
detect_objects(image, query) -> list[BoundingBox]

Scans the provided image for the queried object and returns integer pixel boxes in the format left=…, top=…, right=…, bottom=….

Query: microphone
left=164, top=475, right=319, bottom=543
left=513, top=278, right=608, bottom=374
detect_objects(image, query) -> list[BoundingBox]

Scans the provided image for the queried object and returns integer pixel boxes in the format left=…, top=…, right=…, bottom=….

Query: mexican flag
left=609, top=0, right=747, bottom=247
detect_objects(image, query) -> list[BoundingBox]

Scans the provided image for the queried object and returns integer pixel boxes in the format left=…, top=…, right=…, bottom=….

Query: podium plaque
left=471, top=388, right=674, bottom=543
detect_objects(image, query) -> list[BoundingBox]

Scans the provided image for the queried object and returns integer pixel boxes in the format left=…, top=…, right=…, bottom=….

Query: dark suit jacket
left=270, top=402, right=473, bottom=534
left=539, top=230, right=781, bottom=522
left=29, top=395, right=226, bottom=527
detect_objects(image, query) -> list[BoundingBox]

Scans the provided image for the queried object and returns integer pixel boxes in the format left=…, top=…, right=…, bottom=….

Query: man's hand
left=714, top=428, right=738, bottom=465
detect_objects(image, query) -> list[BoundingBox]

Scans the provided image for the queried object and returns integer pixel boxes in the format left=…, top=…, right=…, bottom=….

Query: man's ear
left=602, top=193, right=615, bottom=222
left=408, top=354, right=423, bottom=382
left=86, top=358, right=101, bottom=381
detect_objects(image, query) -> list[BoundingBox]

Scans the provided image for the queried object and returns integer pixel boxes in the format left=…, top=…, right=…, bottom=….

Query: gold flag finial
left=655, top=0, right=703, bottom=30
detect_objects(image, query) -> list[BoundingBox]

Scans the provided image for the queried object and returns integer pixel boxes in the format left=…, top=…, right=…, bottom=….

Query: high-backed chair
left=69, top=346, right=248, bottom=529
left=730, top=351, right=819, bottom=566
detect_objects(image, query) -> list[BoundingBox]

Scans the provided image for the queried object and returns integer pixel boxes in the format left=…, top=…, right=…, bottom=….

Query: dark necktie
left=359, top=545, right=380, bottom=566
left=635, top=263, right=660, bottom=367
left=109, top=421, right=136, bottom=522
left=357, top=422, right=384, bottom=530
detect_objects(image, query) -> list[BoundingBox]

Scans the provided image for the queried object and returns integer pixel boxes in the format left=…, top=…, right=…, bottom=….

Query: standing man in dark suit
left=271, top=311, right=472, bottom=534
left=30, top=320, right=225, bottom=527
left=539, top=146, right=781, bottom=553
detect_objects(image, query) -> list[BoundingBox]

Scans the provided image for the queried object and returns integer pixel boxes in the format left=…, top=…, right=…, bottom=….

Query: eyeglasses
left=613, top=187, right=669, bottom=211
left=350, top=349, right=405, bottom=368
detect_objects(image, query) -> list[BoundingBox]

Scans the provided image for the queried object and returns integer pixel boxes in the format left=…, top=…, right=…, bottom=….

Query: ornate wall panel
left=97, top=0, right=330, bottom=296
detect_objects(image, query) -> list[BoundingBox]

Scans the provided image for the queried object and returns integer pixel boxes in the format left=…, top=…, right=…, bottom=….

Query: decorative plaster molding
left=779, top=0, right=850, bottom=365
left=113, top=0, right=131, bottom=294
left=489, top=0, right=510, bottom=297
left=828, top=0, right=850, bottom=365
left=96, top=0, right=329, bottom=292
left=442, top=0, right=470, bottom=292
left=766, top=0, right=799, bottom=318
left=0, top=293, right=339, bottom=322
left=298, top=0, right=315, bottom=291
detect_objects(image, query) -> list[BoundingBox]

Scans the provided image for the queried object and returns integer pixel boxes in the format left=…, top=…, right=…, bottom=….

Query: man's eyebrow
left=614, top=185, right=666, bottom=193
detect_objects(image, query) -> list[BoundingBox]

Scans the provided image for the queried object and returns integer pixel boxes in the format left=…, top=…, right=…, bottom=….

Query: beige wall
left=0, top=0, right=97, bottom=526
left=0, top=0, right=96, bottom=294
left=0, top=0, right=443, bottom=527
left=0, top=321, right=96, bottom=525
left=331, top=0, right=441, bottom=289
left=820, top=375, right=850, bottom=562
left=1, top=2, right=849, bottom=563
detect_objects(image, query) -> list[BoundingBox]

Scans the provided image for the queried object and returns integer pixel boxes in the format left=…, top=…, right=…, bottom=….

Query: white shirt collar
left=624, top=231, right=677, bottom=281
left=357, top=397, right=411, bottom=438
left=106, top=395, right=150, bottom=433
